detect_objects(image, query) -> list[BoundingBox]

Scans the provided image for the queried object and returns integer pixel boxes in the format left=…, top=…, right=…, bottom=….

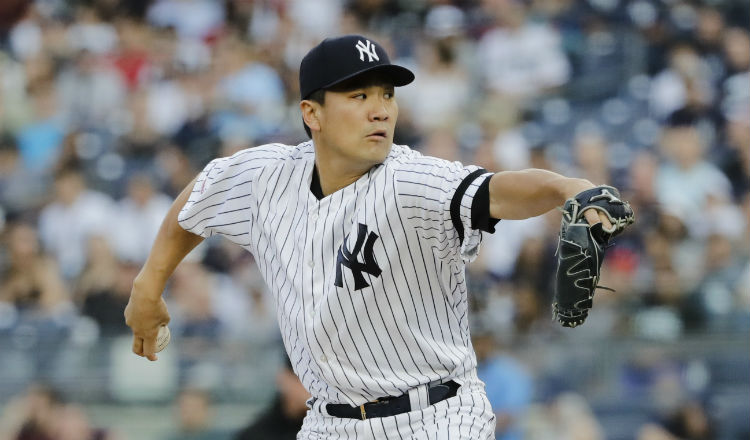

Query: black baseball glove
left=552, top=185, right=635, bottom=328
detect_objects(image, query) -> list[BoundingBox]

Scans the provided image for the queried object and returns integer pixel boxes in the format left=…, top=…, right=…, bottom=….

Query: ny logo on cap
left=355, top=39, right=379, bottom=62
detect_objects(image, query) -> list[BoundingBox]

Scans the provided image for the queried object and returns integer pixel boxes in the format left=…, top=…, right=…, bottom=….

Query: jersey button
left=319, top=355, right=328, bottom=363
left=308, top=260, right=314, bottom=268
left=311, top=214, right=318, bottom=221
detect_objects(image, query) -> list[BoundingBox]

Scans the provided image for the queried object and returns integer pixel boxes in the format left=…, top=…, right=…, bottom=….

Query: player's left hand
left=552, top=185, right=634, bottom=328
left=574, top=185, right=634, bottom=238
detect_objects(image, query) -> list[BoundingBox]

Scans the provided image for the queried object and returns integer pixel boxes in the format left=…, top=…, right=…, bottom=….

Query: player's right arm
left=126, top=145, right=288, bottom=360
left=124, top=176, right=204, bottom=361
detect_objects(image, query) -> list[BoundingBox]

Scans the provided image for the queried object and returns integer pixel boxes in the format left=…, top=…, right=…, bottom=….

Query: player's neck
left=312, top=141, right=376, bottom=196
left=314, top=159, right=369, bottom=196
left=315, top=154, right=372, bottom=197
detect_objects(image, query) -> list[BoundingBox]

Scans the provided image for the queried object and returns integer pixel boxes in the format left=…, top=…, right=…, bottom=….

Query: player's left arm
left=488, top=169, right=611, bottom=228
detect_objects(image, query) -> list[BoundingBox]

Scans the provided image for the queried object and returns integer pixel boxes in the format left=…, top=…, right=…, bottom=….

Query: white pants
left=298, top=383, right=496, bottom=439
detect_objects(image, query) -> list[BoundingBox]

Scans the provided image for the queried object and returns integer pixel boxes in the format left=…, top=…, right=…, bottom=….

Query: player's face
left=317, top=79, right=398, bottom=167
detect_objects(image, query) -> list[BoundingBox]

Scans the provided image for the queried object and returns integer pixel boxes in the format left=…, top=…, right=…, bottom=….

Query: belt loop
left=408, top=384, right=429, bottom=411
left=315, top=398, right=330, bottom=416
left=408, top=387, right=420, bottom=412
left=420, top=383, right=430, bottom=408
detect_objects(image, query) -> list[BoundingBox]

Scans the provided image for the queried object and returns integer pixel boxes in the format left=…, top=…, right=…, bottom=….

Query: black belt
left=326, top=381, right=460, bottom=420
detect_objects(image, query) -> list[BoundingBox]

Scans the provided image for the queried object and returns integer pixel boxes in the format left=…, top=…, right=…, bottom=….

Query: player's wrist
left=560, top=178, right=595, bottom=201
left=131, top=271, right=168, bottom=299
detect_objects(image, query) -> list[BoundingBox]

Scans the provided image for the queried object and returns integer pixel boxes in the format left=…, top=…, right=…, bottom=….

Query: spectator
left=56, top=49, right=127, bottom=131
left=637, top=400, right=715, bottom=440
left=720, top=28, right=749, bottom=117
left=0, top=384, right=117, bottom=440
left=66, top=6, right=118, bottom=55
left=168, top=261, right=223, bottom=344
left=168, top=259, right=267, bottom=340
left=75, top=235, right=135, bottom=336
left=162, top=388, right=231, bottom=440
left=477, top=0, right=570, bottom=101
left=688, top=227, right=748, bottom=330
left=144, top=68, right=196, bottom=138
left=110, top=173, right=172, bottom=264
left=692, top=6, right=726, bottom=81
left=15, top=80, right=65, bottom=174
left=399, top=36, right=470, bottom=133
left=0, top=222, right=71, bottom=321
left=212, top=34, right=287, bottom=140
left=38, top=164, right=116, bottom=280
left=111, top=18, right=153, bottom=91
left=146, top=0, right=225, bottom=41
left=572, top=130, right=612, bottom=186
left=54, top=404, right=118, bottom=440
left=234, top=356, right=310, bottom=440
left=8, top=5, right=43, bottom=61
left=0, top=383, right=64, bottom=440
left=0, top=134, right=47, bottom=215
left=525, top=392, right=604, bottom=440
left=650, top=42, right=715, bottom=120
left=718, top=107, right=750, bottom=199
left=474, top=330, right=533, bottom=440
left=655, top=119, right=732, bottom=227
left=479, top=215, right=545, bottom=280
left=0, top=221, right=73, bottom=377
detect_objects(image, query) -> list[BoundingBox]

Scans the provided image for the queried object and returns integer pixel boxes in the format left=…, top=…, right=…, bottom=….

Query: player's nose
left=369, top=96, right=390, bottom=121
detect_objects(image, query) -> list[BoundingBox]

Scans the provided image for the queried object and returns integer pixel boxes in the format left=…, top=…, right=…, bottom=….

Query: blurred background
left=0, top=0, right=748, bottom=439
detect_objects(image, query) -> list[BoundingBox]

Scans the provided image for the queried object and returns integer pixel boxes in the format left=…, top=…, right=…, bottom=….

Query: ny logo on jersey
left=355, top=39, right=379, bottom=62
left=335, top=223, right=382, bottom=290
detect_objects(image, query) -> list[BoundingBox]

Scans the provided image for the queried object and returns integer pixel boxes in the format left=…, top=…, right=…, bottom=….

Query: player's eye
left=352, top=93, right=366, bottom=100
left=384, top=91, right=394, bottom=99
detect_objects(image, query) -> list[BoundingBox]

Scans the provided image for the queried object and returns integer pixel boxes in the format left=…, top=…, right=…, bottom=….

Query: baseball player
left=125, top=35, right=630, bottom=439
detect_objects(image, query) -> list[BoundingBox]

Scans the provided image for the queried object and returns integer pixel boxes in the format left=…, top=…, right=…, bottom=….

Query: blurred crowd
left=0, top=0, right=748, bottom=439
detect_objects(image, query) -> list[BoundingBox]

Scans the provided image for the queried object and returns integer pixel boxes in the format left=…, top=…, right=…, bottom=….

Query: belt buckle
left=359, top=397, right=383, bottom=420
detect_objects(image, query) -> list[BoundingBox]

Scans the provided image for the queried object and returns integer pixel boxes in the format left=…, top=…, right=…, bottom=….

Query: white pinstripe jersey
left=178, top=141, right=494, bottom=407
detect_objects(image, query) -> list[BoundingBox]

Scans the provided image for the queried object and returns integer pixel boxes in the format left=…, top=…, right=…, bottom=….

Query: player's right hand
left=124, top=280, right=170, bottom=362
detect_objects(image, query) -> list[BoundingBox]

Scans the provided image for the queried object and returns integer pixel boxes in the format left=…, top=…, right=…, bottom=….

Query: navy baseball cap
left=299, top=35, right=415, bottom=100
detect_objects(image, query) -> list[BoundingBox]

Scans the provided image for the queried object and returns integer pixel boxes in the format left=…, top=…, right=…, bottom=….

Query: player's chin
left=362, top=136, right=391, bottom=153
left=365, top=145, right=391, bottom=163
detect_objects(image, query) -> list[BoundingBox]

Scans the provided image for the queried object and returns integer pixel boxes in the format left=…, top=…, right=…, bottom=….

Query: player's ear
left=300, top=100, right=322, bottom=133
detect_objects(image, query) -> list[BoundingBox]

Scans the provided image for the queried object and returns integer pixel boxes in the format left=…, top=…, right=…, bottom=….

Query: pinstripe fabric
left=178, top=141, right=496, bottom=437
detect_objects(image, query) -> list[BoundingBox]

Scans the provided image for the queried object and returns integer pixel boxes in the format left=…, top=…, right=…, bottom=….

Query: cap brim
left=318, top=64, right=415, bottom=93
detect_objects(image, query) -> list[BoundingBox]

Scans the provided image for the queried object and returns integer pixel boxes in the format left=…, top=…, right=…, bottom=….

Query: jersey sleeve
left=177, top=145, right=287, bottom=247
left=392, top=151, right=497, bottom=262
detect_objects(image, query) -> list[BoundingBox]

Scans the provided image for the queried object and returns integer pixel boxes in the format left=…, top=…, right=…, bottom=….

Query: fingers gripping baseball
left=124, top=289, right=170, bottom=361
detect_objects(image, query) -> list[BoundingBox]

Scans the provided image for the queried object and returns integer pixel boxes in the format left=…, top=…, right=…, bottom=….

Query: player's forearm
left=134, top=178, right=204, bottom=297
left=489, top=169, right=594, bottom=219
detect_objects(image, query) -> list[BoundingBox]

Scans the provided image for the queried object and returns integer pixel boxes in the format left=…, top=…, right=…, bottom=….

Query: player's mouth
left=366, top=130, right=388, bottom=140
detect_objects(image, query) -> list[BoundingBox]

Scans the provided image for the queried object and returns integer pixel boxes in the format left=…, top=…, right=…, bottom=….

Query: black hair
left=303, top=89, right=326, bottom=138
left=666, top=108, right=700, bottom=127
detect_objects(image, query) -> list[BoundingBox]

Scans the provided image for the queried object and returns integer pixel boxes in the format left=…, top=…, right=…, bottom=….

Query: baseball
left=155, top=325, right=171, bottom=353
